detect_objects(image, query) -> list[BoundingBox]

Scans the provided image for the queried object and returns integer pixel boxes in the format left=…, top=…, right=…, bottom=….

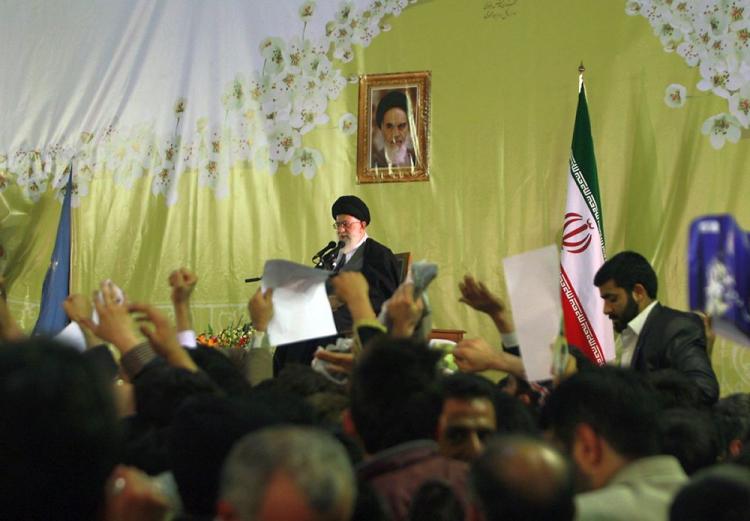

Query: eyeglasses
left=332, top=220, right=362, bottom=230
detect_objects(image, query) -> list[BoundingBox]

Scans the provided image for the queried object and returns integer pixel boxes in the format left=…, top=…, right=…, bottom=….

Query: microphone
left=312, top=241, right=337, bottom=264
left=322, top=241, right=345, bottom=271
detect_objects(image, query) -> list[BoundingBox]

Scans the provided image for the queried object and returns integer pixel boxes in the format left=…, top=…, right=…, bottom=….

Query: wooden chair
left=427, top=329, right=466, bottom=343
left=394, top=251, right=412, bottom=283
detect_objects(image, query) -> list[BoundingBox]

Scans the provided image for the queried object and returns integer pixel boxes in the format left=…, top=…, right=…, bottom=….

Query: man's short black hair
left=188, top=345, right=253, bottom=396
left=375, top=90, right=408, bottom=128
left=713, top=393, right=750, bottom=455
left=540, top=366, right=661, bottom=459
left=492, top=391, right=539, bottom=436
left=170, top=391, right=315, bottom=517
left=670, top=464, right=750, bottom=521
left=0, top=339, right=120, bottom=520
left=133, top=363, right=220, bottom=428
left=350, top=336, right=442, bottom=454
left=658, top=408, right=720, bottom=475
left=647, top=369, right=706, bottom=411
left=593, top=250, right=658, bottom=299
left=440, top=373, right=495, bottom=401
left=409, top=480, right=465, bottom=521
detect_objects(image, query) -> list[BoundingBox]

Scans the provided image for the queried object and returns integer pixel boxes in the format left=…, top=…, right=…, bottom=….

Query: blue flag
left=32, top=169, right=73, bottom=337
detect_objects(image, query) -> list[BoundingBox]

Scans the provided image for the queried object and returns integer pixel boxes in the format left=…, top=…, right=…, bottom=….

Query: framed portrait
left=356, top=71, right=431, bottom=184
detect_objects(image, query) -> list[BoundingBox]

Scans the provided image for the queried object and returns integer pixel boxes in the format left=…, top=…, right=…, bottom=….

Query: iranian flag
left=559, top=81, right=615, bottom=365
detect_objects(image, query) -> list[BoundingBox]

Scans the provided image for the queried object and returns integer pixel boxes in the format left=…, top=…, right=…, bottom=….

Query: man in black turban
left=273, top=195, right=400, bottom=373
left=328, top=195, right=400, bottom=332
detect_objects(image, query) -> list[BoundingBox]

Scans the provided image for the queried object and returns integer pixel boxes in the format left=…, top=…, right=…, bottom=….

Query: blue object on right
left=688, top=214, right=750, bottom=347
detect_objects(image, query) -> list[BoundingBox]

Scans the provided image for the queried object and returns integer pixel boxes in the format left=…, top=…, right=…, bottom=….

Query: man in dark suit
left=273, top=195, right=400, bottom=373
left=328, top=195, right=401, bottom=333
left=594, top=251, right=719, bottom=404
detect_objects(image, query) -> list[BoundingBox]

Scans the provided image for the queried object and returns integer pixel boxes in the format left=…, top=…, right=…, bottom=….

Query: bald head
left=470, top=435, right=575, bottom=521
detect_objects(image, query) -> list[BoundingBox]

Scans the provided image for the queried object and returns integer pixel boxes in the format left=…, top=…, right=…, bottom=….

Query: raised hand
left=129, top=302, right=196, bottom=372
left=458, top=275, right=514, bottom=333
left=63, top=293, right=101, bottom=348
left=248, top=287, right=273, bottom=332
left=386, top=283, right=424, bottom=338
left=314, top=348, right=355, bottom=375
left=103, top=465, right=170, bottom=521
left=62, top=293, right=92, bottom=323
left=81, top=281, right=139, bottom=353
left=331, top=272, right=375, bottom=321
left=168, top=268, right=197, bottom=332
left=453, top=337, right=525, bottom=378
left=168, top=268, right=197, bottom=305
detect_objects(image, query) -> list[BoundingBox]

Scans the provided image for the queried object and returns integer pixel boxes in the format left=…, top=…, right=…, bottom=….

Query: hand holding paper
left=261, top=260, right=337, bottom=345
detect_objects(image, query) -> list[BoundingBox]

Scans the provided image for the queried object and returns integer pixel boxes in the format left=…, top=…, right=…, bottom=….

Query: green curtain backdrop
left=3, top=0, right=748, bottom=393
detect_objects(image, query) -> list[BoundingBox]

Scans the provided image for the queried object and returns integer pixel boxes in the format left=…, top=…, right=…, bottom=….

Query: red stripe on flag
left=560, top=266, right=606, bottom=365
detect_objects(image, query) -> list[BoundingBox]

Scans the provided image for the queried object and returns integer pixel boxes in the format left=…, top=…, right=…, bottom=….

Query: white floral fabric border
left=0, top=0, right=417, bottom=206
left=627, top=0, right=750, bottom=149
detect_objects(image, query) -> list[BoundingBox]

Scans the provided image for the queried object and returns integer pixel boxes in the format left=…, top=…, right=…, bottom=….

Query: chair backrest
left=394, top=251, right=412, bottom=283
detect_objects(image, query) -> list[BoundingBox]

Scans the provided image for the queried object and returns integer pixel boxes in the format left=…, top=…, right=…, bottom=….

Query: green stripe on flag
left=571, top=85, right=605, bottom=237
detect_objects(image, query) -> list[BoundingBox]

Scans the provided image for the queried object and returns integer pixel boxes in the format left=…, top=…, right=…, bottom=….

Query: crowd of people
left=1, top=199, right=749, bottom=520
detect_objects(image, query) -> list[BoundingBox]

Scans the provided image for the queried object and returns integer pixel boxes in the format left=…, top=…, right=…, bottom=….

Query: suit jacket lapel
left=631, top=302, right=662, bottom=369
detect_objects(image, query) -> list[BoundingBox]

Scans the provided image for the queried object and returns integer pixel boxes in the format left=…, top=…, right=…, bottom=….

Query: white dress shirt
left=619, top=300, right=658, bottom=367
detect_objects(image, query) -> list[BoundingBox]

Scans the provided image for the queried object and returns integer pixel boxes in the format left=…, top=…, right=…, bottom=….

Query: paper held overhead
left=261, top=259, right=337, bottom=346
left=503, top=245, right=563, bottom=382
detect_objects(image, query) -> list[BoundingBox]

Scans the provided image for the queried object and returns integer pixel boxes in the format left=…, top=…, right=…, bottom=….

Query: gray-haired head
left=219, top=425, right=356, bottom=521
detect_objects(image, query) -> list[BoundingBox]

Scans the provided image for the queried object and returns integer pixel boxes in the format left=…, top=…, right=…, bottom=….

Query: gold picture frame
left=356, top=71, right=430, bottom=184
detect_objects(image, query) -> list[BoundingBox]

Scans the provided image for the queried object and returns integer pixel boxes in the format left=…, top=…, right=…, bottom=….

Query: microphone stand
left=320, top=242, right=343, bottom=271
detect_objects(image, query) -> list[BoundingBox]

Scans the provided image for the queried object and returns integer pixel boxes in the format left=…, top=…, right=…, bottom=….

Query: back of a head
left=220, top=426, right=356, bottom=521
left=733, top=444, right=750, bottom=469
left=272, top=363, right=346, bottom=398
left=670, top=464, right=750, bottom=521
left=540, top=366, right=660, bottom=459
left=134, top=363, right=220, bottom=428
left=408, top=480, right=465, bottom=521
left=492, top=390, right=539, bottom=436
left=170, top=391, right=314, bottom=517
left=188, top=345, right=253, bottom=396
left=713, top=393, right=750, bottom=457
left=441, top=373, right=494, bottom=402
left=497, top=374, right=545, bottom=413
left=593, top=250, right=658, bottom=298
left=306, top=391, right=350, bottom=426
left=471, top=435, right=575, bottom=521
left=350, top=336, right=442, bottom=453
left=0, top=339, right=120, bottom=520
left=648, top=369, right=706, bottom=411
left=658, top=408, right=720, bottom=475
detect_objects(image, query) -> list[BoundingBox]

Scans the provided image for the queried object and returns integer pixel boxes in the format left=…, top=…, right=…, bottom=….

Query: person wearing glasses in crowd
left=328, top=195, right=401, bottom=333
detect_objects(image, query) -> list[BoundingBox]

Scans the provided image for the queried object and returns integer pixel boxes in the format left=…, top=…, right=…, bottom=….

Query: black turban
left=331, top=195, right=370, bottom=224
left=375, top=90, right=408, bottom=128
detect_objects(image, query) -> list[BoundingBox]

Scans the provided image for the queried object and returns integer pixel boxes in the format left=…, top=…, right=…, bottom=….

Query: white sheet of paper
left=503, top=245, right=562, bottom=382
left=54, top=321, right=87, bottom=352
left=261, top=259, right=337, bottom=346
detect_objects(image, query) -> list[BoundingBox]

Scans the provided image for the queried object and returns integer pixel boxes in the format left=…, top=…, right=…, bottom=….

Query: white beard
left=384, top=143, right=411, bottom=166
